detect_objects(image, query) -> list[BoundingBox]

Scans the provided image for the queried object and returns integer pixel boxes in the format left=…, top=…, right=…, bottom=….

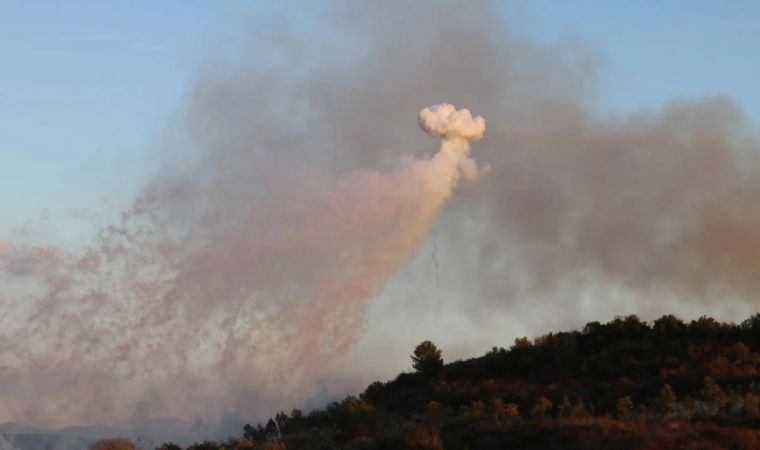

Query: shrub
left=491, top=399, right=519, bottom=419
left=531, top=396, right=553, bottom=418
left=617, top=395, right=634, bottom=417
left=403, top=427, right=443, bottom=450
left=463, top=400, right=486, bottom=418
left=659, top=384, right=676, bottom=413
left=702, top=376, right=727, bottom=408
left=745, top=392, right=760, bottom=418
left=89, top=439, right=135, bottom=450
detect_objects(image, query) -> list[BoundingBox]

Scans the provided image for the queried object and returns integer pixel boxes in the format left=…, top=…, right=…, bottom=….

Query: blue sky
left=527, top=1, right=760, bottom=117
left=1, top=1, right=758, bottom=240
left=0, top=2, right=244, bottom=239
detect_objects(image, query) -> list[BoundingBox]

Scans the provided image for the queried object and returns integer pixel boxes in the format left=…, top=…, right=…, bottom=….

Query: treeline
left=358, top=314, right=760, bottom=421
left=95, top=314, right=760, bottom=449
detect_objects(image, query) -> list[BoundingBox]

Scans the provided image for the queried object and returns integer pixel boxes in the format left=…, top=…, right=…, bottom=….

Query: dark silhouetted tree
left=411, top=340, right=443, bottom=375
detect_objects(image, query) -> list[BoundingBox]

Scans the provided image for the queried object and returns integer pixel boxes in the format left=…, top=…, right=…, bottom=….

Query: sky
left=0, top=0, right=759, bottom=430
left=0, top=2, right=228, bottom=239
left=528, top=1, right=760, bottom=118
left=1, top=1, right=759, bottom=238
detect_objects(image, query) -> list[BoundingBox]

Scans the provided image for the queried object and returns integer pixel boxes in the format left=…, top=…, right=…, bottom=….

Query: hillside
left=137, top=314, right=760, bottom=449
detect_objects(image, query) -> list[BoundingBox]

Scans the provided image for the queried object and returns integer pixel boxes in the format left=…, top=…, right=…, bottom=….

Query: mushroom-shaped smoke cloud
left=419, top=103, right=487, bottom=183
left=419, top=103, right=486, bottom=142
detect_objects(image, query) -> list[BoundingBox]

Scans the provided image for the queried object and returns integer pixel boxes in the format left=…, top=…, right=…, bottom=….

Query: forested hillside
left=100, top=314, right=760, bottom=450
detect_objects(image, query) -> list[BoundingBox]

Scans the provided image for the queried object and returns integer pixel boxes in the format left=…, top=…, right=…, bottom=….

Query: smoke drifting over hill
left=0, top=0, right=758, bottom=429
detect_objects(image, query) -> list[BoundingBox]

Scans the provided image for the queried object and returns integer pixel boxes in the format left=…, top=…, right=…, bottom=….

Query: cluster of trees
left=93, top=314, right=760, bottom=449
left=483, top=314, right=760, bottom=380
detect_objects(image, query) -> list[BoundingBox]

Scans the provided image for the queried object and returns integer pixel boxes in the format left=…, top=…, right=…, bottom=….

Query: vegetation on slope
left=97, top=314, right=760, bottom=450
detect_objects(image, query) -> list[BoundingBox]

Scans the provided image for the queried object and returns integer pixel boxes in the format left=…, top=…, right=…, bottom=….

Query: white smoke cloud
left=419, top=103, right=486, bottom=182
left=419, top=103, right=485, bottom=142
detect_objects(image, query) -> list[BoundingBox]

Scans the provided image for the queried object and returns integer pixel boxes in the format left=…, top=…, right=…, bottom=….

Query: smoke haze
left=0, top=0, right=758, bottom=430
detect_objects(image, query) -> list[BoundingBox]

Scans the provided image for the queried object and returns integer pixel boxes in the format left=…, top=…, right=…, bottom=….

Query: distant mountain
left=0, top=417, right=227, bottom=450
left=0, top=422, right=130, bottom=450
left=0, top=423, right=128, bottom=438
left=0, top=424, right=44, bottom=436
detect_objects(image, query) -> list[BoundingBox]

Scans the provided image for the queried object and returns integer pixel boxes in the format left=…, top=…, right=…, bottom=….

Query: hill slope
left=159, top=314, right=760, bottom=449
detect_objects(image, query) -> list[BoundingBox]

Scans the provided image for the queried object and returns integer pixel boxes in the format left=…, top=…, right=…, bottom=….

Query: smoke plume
left=1, top=0, right=759, bottom=429
left=0, top=102, right=483, bottom=426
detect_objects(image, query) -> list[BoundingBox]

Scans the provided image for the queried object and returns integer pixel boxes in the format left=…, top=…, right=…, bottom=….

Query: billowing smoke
left=1, top=0, right=759, bottom=430
left=418, top=103, right=486, bottom=182
left=0, top=103, right=483, bottom=426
